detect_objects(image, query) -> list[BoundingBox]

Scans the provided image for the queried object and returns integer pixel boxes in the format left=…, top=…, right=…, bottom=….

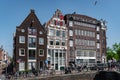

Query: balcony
left=29, top=43, right=36, bottom=48
left=29, top=57, right=36, bottom=60
left=28, top=28, right=37, bottom=36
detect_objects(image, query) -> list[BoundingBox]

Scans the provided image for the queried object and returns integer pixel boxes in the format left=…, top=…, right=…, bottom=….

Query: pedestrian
left=108, top=59, right=112, bottom=71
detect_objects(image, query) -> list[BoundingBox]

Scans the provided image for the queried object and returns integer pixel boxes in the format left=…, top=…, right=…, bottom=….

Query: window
left=19, top=62, right=25, bottom=71
left=29, top=50, right=36, bottom=59
left=49, top=29, right=54, bottom=36
left=96, top=26, right=100, bottom=31
left=21, top=29, right=25, bottom=32
left=39, top=49, right=44, bottom=56
left=39, top=38, right=44, bottom=45
left=87, top=31, right=89, bottom=36
left=62, top=31, right=65, bottom=37
left=92, top=32, right=95, bottom=37
left=50, top=40, right=54, bottom=45
left=19, top=36, right=25, bottom=43
left=69, top=21, right=73, bottom=26
left=97, top=34, right=100, bottom=39
left=69, top=40, right=73, bottom=47
left=75, top=30, right=77, bottom=35
left=84, top=31, right=86, bottom=36
left=69, top=30, right=73, bottom=36
left=89, top=51, right=95, bottom=57
left=75, top=39, right=78, bottom=45
left=79, top=30, right=81, bottom=35
left=84, top=51, right=87, bottom=57
left=97, top=43, right=100, bottom=48
left=56, top=40, right=60, bottom=45
left=77, top=51, right=82, bottom=56
left=62, top=41, right=65, bottom=46
left=89, top=59, right=95, bottom=63
left=28, top=37, right=36, bottom=47
left=77, top=51, right=83, bottom=56
left=28, top=62, right=35, bottom=70
left=81, top=30, right=83, bottom=35
left=56, top=30, right=60, bottom=36
left=19, top=48, right=25, bottom=56
left=28, top=27, right=36, bottom=35
left=90, top=32, right=92, bottom=37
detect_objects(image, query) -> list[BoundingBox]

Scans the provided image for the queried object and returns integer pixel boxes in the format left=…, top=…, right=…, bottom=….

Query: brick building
left=0, top=46, right=8, bottom=69
left=13, top=10, right=47, bottom=71
left=64, top=13, right=107, bottom=64
left=13, top=9, right=107, bottom=71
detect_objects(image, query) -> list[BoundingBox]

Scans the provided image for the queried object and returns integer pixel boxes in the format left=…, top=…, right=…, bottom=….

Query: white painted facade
left=46, top=9, right=67, bottom=70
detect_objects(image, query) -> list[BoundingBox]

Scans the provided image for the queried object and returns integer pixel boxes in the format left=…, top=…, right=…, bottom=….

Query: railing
left=3, top=62, right=120, bottom=79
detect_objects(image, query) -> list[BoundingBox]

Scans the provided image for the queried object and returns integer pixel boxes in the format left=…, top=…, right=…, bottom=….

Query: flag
left=17, top=59, right=21, bottom=63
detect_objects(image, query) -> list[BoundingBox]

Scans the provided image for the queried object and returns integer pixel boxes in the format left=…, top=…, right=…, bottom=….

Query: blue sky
left=0, top=0, right=120, bottom=56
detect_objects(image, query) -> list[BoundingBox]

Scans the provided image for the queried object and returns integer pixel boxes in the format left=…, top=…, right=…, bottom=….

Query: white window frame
left=69, top=21, right=73, bottom=26
left=49, top=29, right=54, bottom=36
left=39, top=31, right=43, bottom=34
left=97, top=43, right=100, bottom=49
left=75, top=30, right=77, bottom=35
left=97, top=34, right=100, bottom=40
left=62, top=41, right=66, bottom=46
left=49, top=40, right=54, bottom=45
left=19, top=36, right=25, bottom=43
left=19, top=62, right=25, bottom=71
left=69, top=40, right=73, bottom=47
left=62, top=31, right=66, bottom=37
left=69, top=30, right=73, bottom=36
left=56, top=40, right=60, bottom=45
left=28, top=62, right=36, bottom=70
left=39, top=49, right=44, bottom=56
left=39, top=38, right=44, bottom=45
left=19, top=48, right=25, bottom=56
left=56, top=30, right=60, bottom=37
left=96, top=26, right=100, bottom=31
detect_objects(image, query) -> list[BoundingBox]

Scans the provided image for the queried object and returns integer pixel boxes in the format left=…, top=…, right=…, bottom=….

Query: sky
left=0, top=0, right=120, bottom=56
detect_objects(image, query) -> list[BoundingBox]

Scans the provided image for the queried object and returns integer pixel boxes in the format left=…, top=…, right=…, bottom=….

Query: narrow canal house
left=45, top=9, right=68, bottom=70
left=13, top=10, right=47, bottom=71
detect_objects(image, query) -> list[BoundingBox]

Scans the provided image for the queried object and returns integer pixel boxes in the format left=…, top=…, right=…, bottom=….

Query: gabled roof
left=17, top=9, right=45, bottom=31
left=45, top=9, right=64, bottom=27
